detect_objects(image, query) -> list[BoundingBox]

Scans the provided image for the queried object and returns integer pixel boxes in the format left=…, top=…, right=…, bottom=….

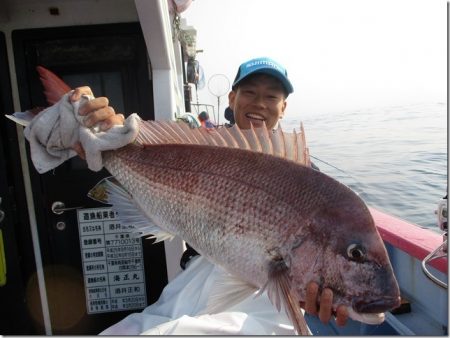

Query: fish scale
left=104, top=145, right=302, bottom=279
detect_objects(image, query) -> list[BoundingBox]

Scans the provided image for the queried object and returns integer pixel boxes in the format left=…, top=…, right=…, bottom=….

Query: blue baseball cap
left=232, top=57, right=294, bottom=96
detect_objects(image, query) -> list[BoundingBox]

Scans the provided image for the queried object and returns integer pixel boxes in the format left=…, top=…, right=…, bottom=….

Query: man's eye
left=266, top=95, right=281, bottom=101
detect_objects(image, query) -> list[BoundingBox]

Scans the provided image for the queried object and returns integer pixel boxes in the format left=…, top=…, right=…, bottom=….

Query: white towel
left=22, top=92, right=140, bottom=173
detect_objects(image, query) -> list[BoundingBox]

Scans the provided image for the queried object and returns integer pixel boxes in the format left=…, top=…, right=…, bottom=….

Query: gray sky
left=183, top=0, right=447, bottom=118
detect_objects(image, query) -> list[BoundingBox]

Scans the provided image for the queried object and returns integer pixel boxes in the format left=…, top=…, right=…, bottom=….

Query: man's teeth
left=245, top=113, right=265, bottom=121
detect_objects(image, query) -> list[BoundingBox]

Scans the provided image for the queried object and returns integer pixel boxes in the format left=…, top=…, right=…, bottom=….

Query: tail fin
left=36, top=65, right=72, bottom=106
left=5, top=66, right=69, bottom=124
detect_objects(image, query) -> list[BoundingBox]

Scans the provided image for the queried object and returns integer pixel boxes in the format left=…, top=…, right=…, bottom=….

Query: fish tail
left=36, top=65, right=72, bottom=106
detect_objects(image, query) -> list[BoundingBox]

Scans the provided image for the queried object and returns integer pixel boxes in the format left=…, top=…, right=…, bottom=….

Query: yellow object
left=0, top=229, right=6, bottom=286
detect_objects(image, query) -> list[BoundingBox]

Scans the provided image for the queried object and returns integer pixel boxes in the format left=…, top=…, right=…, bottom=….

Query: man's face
left=228, top=74, right=287, bottom=130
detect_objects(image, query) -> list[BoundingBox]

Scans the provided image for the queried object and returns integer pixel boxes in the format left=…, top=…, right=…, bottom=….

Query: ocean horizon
left=281, top=101, right=447, bottom=230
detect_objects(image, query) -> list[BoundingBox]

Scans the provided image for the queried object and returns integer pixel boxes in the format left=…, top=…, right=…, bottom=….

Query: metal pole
left=217, top=96, right=220, bottom=125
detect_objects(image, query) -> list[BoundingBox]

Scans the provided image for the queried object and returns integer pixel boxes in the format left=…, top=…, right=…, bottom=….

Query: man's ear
left=228, top=90, right=236, bottom=109
left=280, top=100, right=287, bottom=119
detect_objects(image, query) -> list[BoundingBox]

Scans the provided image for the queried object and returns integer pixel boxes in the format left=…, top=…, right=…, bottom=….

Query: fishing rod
left=309, top=154, right=368, bottom=195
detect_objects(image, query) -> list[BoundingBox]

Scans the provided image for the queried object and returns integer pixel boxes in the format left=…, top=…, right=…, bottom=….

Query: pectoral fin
left=260, top=258, right=311, bottom=335
left=88, top=177, right=174, bottom=242
left=203, top=269, right=258, bottom=315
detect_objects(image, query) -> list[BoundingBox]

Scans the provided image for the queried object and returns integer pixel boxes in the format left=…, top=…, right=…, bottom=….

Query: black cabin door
left=12, top=23, right=167, bottom=334
left=0, top=31, right=37, bottom=335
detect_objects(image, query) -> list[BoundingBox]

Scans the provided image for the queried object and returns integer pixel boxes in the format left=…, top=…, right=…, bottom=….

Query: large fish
left=86, top=119, right=400, bottom=334
left=14, top=67, right=400, bottom=335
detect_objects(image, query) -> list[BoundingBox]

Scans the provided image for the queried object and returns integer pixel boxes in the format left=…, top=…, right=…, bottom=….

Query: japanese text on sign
left=77, top=207, right=147, bottom=314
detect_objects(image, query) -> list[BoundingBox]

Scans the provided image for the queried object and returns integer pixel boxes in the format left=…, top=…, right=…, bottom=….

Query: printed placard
left=77, top=207, right=147, bottom=314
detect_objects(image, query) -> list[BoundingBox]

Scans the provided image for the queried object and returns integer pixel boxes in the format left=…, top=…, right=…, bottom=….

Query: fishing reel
left=421, top=195, right=448, bottom=289
left=435, top=195, right=447, bottom=253
left=435, top=196, right=447, bottom=233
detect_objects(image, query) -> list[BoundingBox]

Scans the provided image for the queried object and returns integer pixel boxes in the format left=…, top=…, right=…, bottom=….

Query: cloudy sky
left=183, top=0, right=447, bottom=118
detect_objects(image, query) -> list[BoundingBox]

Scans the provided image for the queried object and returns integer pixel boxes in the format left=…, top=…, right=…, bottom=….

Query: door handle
left=51, top=201, right=84, bottom=215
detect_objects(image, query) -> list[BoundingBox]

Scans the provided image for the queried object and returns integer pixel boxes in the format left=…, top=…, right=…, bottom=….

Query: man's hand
left=69, top=86, right=125, bottom=131
left=69, top=86, right=125, bottom=159
left=302, top=281, right=349, bottom=327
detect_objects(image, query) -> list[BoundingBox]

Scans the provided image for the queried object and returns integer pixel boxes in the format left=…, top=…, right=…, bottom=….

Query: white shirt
left=100, top=256, right=299, bottom=335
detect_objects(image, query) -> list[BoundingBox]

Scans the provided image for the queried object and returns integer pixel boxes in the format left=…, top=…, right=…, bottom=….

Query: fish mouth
left=346, top=307, right=386, bottom=325
left=353, top=295, right=401, bottom=313
left=347, top=296, right=401, bottom=325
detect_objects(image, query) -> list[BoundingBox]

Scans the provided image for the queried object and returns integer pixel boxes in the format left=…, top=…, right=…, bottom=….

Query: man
left=228, top=57, right=290, bottom=130
left=198, top=111, right=215, bottom=129
left=70, top=57, right=348, bottom=334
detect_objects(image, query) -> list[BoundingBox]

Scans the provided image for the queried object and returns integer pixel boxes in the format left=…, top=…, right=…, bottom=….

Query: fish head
left=287, top=183, right=401, bottom=324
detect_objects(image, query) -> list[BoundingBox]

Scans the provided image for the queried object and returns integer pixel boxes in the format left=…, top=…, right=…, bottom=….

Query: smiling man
left=228, top=57, right=292, bottom=130
left=70, top=57, right=348, bottom=334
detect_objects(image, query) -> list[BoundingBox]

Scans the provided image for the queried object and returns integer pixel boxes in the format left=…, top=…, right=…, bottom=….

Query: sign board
left=77, top=207, right=147, bottom=314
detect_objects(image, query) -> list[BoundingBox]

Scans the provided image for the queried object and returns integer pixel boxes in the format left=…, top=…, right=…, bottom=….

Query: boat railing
left=421, top=235, right=448, bottom=288
left=189, top=103, right=215, bottom=118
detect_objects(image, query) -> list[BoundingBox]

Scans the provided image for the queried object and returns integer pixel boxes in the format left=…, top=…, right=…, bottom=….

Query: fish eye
left=347, top=243, right=365, bottom=261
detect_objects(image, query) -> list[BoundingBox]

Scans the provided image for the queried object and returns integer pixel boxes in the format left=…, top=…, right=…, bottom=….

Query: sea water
left=281, top=102, right=447, bottom=230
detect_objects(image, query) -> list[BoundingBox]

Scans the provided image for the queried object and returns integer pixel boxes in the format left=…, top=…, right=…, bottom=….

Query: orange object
left=36, top=65, right=72, bottom=106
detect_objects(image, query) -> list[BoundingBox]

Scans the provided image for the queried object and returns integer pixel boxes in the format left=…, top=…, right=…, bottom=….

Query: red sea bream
left=88, top=120, right=401, bottom=334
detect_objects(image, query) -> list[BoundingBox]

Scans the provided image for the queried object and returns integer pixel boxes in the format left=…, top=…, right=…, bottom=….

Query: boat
left=0, top=0, right=447, bottom=335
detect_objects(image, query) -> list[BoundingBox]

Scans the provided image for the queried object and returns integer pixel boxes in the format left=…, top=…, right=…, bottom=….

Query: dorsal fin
left=135, top=120, right=311, bottom=167
left=240, top=124, right=262, bottom=152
